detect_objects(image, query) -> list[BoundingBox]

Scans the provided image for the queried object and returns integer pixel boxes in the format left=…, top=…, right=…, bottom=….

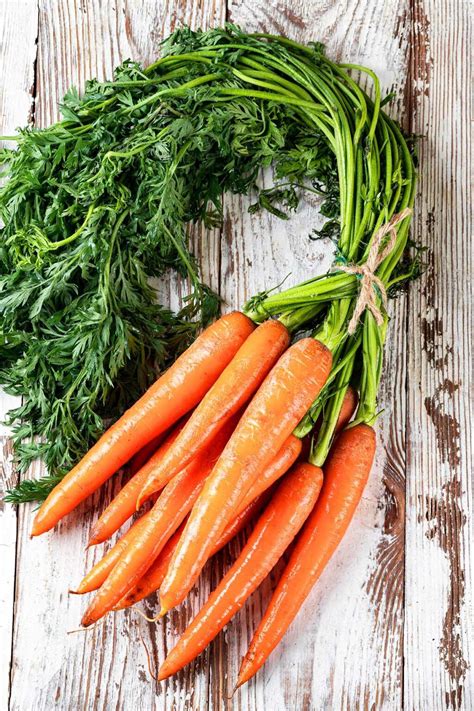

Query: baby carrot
left=158, top=462, right=323, bottom=680
left=159, top=338, right=332, bottom=615
left=137, top=320, right=289, bottom=505
left=237, top=424, right=376, bottom=687
left=31, top=311, right=254, bottom=537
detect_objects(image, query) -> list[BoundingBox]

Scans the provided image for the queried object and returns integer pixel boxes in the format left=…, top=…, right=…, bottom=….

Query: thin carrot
left=72, top=513, right=151, bottom=594
left=87, top=421, right=187, bottom=546
left=31, top=311, right=254, bottom=537
left=236, top=424, right=376, bottom=687
left=334, top=385, right=358, bottom=432
left=115, top=492, right=267, bottom=610
left=116, top=434, right=300, bottom=608
left=159, top=338, right=332, bottom=615
left=137, top=320, right=289, bottom=506
left=81, top=419, right=236, bottom=626
left=158, top=462, right=323, bottom=680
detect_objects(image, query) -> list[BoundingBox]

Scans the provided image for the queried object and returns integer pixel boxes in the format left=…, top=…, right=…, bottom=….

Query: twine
left=337, top=207, right=413, bottom=334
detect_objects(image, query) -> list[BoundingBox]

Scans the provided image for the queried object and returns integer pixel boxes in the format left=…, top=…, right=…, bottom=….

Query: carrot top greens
left=1, top=25, right=417, bottom=503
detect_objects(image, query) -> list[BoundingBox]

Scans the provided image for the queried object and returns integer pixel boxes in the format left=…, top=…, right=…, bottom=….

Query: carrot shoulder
left=159, top=338, right=332, bottom=615
left=158, top=462, right=323, bottom=680
left=31, top=312, right=254, bottom=537
left=137, top=319, right=289, bottom=505
left=237, top=424, right=376, bottom=687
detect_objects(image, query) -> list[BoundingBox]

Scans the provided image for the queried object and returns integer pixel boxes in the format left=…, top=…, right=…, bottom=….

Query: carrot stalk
left=72, top=513, right=151, bottom=594
left=237, top=424, right=376, bottom=687
left=158, top=462, right=323, bottom=680
left=159, top=338, right=332, bottom=615
left=81, top=419, right=236, bottom=626
left=87, top=421, right=187, bottom=546
left=31, top=311, right=254, bottom=536
left=137, top=320, right=289, bottom=506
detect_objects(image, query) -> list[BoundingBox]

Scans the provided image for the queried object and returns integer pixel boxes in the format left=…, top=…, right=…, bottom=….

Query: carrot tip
left=158, top=606, right=168, bottom=618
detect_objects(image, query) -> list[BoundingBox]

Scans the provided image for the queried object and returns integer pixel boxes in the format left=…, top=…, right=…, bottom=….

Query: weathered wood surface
left=0, top=1, right=472, bottom=709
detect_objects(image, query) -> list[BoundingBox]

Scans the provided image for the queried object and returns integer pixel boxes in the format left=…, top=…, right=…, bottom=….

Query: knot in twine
left=337, top=207, right=413, bottom=334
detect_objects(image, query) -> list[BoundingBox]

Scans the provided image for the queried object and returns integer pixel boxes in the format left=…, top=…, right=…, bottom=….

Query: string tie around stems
left=336, top=207, right=413, bottom=334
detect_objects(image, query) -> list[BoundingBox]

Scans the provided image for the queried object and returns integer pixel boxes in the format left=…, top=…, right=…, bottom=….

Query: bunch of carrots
left=26, top=28, right=418, bottom=687
left=32, top=312, right=375, bottom=684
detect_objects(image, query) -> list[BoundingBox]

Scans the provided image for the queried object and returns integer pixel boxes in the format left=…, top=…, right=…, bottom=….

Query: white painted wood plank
left=220, top=2, right=412, bottom=708
left=0, top=2, right=38, bottom=709
left=404, top=1, right=473, bottom=709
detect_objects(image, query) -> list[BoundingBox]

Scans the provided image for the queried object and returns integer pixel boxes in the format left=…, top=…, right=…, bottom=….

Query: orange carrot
left=159, top=338, right=332, bottom=615
left=158, top=462, right=323, bottom=680
left=72, top=513, right=151, bottom=594
left=81, top=420, right=236, bottom=626
left=137, top=320, right=289, bottom=506
left=116, top=435, right=301, bottom=608
left=116, top=492, right=267, bottom=610
left=237, top=424, right=376, bottom=687
left=87, top=421, right=187, bottom=546
left=334, top=385, right=358, bottom=433
left=31, top=312, right=254, bottom=537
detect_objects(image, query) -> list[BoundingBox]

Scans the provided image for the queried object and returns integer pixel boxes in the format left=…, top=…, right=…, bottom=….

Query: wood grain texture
left=404, top=1, right=473, bottom=709
left=0, top=0, right=472, bottom=709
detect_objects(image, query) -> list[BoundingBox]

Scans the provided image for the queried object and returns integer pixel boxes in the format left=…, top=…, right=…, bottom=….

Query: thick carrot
left=116, top=435, right=300, bottom=608
left=81, top=420, right=236, bottom=626
left=158, top=462, right=323, bottom=680
left=237, top=424, right=376, bottom=687
left=116, top=492, right=267, bottom=610
left=72, top=513, right=151, bottom=594
left=159, top=338, right=332, bottom=615
left=31, top=311, right=254, bottom=536
left=88, top=421, right=187, bottom=546
left=137, top=320, right=289, bottom=506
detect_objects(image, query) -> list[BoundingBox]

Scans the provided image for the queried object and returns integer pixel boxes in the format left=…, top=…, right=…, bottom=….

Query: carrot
left=158, top=462, right=323, bottom=680
left=72, top=513, right=151, bottom=594
left=81, top=419, right=236, bottom=626
left=236, top=424, right=376, bottom=687
left=87, top=421, right=187, bottom=546
left=31, top=311, right=254, bottom=537
left=159, top=338, right=332, bottom=615
left=116, top=435, right=300, bottom=608
left=115, top=492, right=267, bottom=610
left=334, top=385, right=358, bottom=432
left=137, top=320, right=289, bottom=506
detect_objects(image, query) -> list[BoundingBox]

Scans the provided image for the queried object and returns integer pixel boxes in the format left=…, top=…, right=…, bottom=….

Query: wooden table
left=0, top=1, right=472, bottom=709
